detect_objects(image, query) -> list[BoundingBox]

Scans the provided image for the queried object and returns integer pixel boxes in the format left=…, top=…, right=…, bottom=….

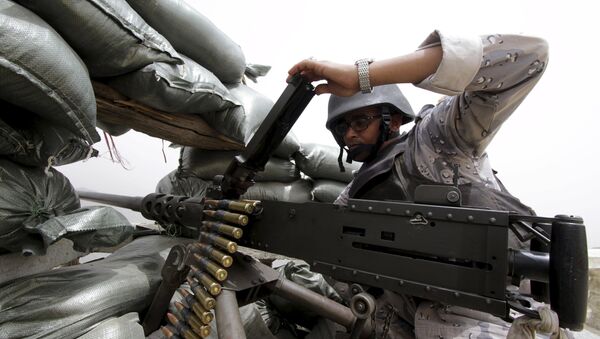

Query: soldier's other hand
left=287, top=59, right=359, bottom=96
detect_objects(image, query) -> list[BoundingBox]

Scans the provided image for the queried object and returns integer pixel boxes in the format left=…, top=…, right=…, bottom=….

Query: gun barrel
left=77, top=190, right=143, bottom=212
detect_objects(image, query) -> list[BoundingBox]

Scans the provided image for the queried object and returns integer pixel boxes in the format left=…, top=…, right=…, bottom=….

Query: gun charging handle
left=549, top=215, right=588, bottom=331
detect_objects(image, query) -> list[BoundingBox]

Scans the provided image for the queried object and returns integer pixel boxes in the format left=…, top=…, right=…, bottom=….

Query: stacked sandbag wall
left=0, top=1, right=134, bottom=258
left=294, top=143, right=362, bottom=203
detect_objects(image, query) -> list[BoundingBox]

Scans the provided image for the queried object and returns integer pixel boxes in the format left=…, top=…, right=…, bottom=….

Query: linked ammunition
left=204, top=199, right=254, bottom=214
left=175, top=301, right=211, bottom=338
left=166, top=312, right=200, bottom=339
left=190, top=265, right=222, bottom=295
left=240, top=199, right=263, bottom=214
left=160, top=325, right=182, bottom=339
left=178, top=288, right=214, bottom=324
left=187, top=277, right=216, bottom=310
left=203, top=209, right=248, bottom=226
left=202, top=220, right=243, bottom=239
left=194, top=236, right=236, bottom=261
left=191, top=254, right=228, bottom=281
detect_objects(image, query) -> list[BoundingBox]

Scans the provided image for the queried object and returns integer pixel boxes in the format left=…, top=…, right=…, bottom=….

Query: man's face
left=339, top=106, right=382, bottom=161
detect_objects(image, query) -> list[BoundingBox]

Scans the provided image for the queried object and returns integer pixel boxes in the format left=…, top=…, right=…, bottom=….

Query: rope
left=507, top=306, right=573, bottom=339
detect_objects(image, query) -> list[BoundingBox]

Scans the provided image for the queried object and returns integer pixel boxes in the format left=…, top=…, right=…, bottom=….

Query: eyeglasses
left=333, top=115, right=381, bottom=136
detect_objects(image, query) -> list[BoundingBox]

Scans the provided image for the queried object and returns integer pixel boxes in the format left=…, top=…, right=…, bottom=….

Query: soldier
left=288, top=31, right=558, bottom=338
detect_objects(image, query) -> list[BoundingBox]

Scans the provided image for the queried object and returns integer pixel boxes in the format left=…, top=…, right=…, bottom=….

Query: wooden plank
left=92, top=81, right=244, bottom=151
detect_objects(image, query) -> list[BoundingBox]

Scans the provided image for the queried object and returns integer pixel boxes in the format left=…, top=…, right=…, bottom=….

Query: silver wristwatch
left=355, top=58, right=374, bottom=93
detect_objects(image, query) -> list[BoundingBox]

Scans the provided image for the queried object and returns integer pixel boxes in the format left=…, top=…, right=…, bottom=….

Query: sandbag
left=180, top=147, right=300, bottom=183
left=0, top=235, right=190, bottom=339
left=0, top=101, right=97, bottom=167
left=0, top=159, right=132, bottom=254
left=16, top=0, right=182, bottom=77
left=294, top=143, right=362, bottom=183
left=96, top=121, right=131, bottom=137
left=242, top=180, right=313, bottom=203
left=155, top=169, right=211, bottom=198
left=202, top=83, right=302, bottom=151
left=311, top=180, right=348, bottom=203
left=0, top=1, right=99, bottom=143
left=125, top=0, right=245, bottom=83
left=156, top=171, right=312, bottom=203
left=107, top=55, right=237, bottom=115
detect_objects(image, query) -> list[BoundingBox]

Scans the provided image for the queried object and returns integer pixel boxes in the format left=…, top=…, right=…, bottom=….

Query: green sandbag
left=107, top=55, right=237, bottom=115
left=180, top=147, right=300, bottom=183
left=294, top=143, right=362, bottom=183
left=202, top=83, right=301, bottom=155
left=0, top=1, right=99, bottom=143
left=156, top=170, right=313, bottom=203
left=0, top=101, right=97, bottom=167
left=311, top=180, right=348, bottom=203
left=16, top=0, right=182, bottom=77
left=126, top=0, right=246, bottom=84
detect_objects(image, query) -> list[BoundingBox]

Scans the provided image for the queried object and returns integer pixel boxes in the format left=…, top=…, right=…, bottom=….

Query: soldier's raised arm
left=413, top=31, right=549, bottom=155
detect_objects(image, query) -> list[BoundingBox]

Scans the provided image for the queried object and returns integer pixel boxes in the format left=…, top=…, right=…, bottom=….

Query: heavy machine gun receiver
left=79, top=75, right=588, bottom=338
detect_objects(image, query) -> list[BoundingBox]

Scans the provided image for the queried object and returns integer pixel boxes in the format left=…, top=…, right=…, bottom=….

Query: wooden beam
left=92, top=81, right=244, bottom=151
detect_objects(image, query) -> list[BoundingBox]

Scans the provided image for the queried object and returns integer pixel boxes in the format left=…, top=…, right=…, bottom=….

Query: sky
left=60, top=0, right=600, bottom=247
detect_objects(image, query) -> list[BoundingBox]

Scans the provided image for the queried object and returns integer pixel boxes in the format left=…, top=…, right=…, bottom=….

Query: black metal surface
left=550, top=215, right=588, bottom=331
left=215, top=290, right=247, bottom=339
left=142, top=245, right=190, bottom=335
left=214, top=74, right=315, bottom=200
left=77, top=190, right=143, bottom=211
left=243, top=199, right=512, bottom=317
left=220, top=252, right=280, bottom=306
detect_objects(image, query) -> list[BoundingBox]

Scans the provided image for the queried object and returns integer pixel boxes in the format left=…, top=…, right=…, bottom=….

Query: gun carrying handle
left=549, top=215, right=588, bottom=331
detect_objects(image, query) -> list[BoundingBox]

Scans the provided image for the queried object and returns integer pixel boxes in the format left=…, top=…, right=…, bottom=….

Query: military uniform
left=333, top=31, right=549, bottom=338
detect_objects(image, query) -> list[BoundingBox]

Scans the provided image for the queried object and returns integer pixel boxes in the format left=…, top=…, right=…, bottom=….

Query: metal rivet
left=476, top=76, right=485, bottom=83
left=312, top=262, right=317, bottom=266
left=399, top=280, right=404, bottom=285
left=468, top=216, right=474, bottom=222
left=375, top=275, right=380, bottom=280
left=351, top=204, right=356, bottom=209
left=425, top=286, right=431, bottom=291
left=485, top=298, right=492, bottom=304
left=528, top=68, right=536, bottom=75
left=385, top=208, right=391, bottom=213
left=405, top=210, right=411, bottom=215
left=332, top=266, right=337, bottom=271
left=447, top=213, right=453, bottom=219
left=352, top=270, right=357, bottom=275
left=368, top=206, right=373, bottom=211
left=454, top=292, right=460, bottom=297
left=427, top=212, right=433, bottom=217
left=489, top=217, right=496, bottom=224
left=496, top=82, right=503, bottom=88
left=447, top=191, right=460, bottom=203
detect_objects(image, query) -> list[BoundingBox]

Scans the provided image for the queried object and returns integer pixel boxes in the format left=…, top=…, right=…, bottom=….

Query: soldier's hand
left=287, top=59, right=359, bottom=96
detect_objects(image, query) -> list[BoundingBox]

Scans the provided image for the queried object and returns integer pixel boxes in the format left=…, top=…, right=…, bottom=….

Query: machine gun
left=79, top=75, right=589, bottom=338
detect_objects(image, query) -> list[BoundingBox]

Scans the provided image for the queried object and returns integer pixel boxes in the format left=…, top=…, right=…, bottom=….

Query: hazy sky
left=61, top=0, right=600, bottom=247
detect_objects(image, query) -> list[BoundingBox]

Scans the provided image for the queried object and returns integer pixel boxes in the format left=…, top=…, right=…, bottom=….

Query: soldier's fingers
left=314, top=83, right=331, bottom=95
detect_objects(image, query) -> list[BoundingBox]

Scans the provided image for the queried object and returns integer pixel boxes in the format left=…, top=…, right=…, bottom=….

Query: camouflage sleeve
left=333, top=181, right=352, bottom=206
left=415, top=30, right=549, bottom=156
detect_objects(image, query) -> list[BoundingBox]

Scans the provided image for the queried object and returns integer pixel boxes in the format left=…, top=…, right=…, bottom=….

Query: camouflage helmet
left=326, top=84, right=415, bottom=132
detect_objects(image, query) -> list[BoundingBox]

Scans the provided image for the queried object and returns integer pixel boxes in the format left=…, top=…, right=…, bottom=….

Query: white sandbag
left=16, top=0, right=182, bottom=77
left=180, top=147, right=300, bottom=183
left=0, top=1, right=99, bottom=143
left=294, top=143, right=361, bottom=183
left=107, top=55, right=237, bottom=115
left=125, top=0, right=245, bottom=83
